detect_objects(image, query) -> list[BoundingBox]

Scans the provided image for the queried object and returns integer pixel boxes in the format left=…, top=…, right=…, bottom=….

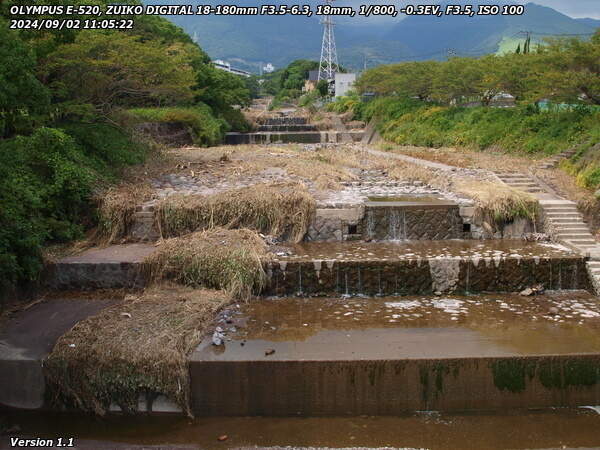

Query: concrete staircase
left=537, top=148, right=578, bottom=170
left=496, top=171, right=600, bottom=293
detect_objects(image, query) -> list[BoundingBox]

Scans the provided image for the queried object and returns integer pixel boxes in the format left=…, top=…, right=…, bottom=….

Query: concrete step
left=556, top=233, right=594, bottom=240
left=191, top=292, right=600, bottom=416
left=542, top=206, right=579, bottom=214
left=495, top=173, right=528, bottom=177
left=550, top=217, right=583, bottom=225
left=554, top=224, right=589, bottom=229
left=539, top=201, right=577, bottom=207
left=566, top=239, right=597, bottom=246
left=546, top=211, right=583, bottom=216
left=45, top=244, right=156, bottom=289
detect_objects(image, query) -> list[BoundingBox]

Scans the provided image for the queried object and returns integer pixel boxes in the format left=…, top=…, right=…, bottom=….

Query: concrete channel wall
left=189, top=354, right=600, bottom=416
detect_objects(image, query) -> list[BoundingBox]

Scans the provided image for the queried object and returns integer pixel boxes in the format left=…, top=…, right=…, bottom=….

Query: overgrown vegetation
left=128, top=105, right=227, bottom=147
left=561, top=143, right=600, bottom=192
left=155, top=182, right=316, bottom=242
left=44, top=285, right=229, bottom=416
left=0, top=2, right=251, bottom=295
left=144, top=228, right=269, bottom=300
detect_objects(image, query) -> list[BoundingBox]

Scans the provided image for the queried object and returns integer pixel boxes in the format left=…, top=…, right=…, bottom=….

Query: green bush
left=128, top=105, right=227, bottom=146
left=0, top=125, right=150, bottom=293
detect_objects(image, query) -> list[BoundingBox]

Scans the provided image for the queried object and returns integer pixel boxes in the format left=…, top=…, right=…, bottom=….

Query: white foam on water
left=431, top=298, right=464, bottom=314
left=385, top=300, right=422, bottom=310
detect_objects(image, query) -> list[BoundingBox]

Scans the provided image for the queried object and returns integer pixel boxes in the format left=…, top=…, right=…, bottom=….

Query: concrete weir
left=265, top=240, right=591, bottom=296
left=225, top=130, right=363, bottom=145
left=190, top=293, right=600, bottom=416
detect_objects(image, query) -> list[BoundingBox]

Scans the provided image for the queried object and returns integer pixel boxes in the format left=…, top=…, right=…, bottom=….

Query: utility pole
left=519, top=31, right=532, bottom=54
left=318, top=0, right=339, bottom=95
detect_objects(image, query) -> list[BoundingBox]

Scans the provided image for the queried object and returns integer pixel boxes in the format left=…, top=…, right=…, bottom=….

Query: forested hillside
left=0, top=1, right=250, bottom=295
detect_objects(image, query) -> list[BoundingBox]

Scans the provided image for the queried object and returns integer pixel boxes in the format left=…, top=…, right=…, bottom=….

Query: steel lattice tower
left=318, top=0, right=338, bottom=91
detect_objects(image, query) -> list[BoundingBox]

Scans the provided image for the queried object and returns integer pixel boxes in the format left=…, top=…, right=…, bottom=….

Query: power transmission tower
left=318, top=0, right=339, bottom=94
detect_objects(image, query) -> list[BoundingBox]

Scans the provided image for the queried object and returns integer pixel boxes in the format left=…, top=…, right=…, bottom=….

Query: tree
left=534, top=33, right=600, bottom=105
left=431, top=57, right=483, bottom=104
left=40, top=31, right=196, bottom=117
left=0, top=19, right=50, bottom=137
left=195, top=64, right=251, bottom=112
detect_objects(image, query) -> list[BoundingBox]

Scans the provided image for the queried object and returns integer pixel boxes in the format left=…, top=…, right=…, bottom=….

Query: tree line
left=355, top=31, right=600, bottom=106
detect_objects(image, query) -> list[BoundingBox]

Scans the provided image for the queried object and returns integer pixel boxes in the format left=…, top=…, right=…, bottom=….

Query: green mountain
left=157, top=0, right=599, bottom=72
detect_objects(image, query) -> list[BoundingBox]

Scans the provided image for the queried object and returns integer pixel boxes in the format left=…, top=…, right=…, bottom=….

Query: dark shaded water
left=2, top=409, right=600, bottom=449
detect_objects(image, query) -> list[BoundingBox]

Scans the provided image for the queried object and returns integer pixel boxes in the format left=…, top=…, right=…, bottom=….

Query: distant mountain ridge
left=154, top=0, right=600, bottom=72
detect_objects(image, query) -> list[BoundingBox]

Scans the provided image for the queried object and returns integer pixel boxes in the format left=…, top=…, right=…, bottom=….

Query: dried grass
left=44, top=285, right=229, bottom=417
left=375, top=155, right=539, bottom=227
left=144, top=228, right=270, bottom=300
left=457, top=180, right=539, bottom=226
left=155, top=182, right=315, bottom=242
left=96, top=183, right=152, bottom=243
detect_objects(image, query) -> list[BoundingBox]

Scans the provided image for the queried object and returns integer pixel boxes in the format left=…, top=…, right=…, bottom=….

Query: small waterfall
left=388, top=210, right=400, bottom=240
left=357, top=267, right=362, bottom=295
left=366, top=210, right=375, bottom=240
left=344, top=271, right=350, bottom=297
left=465, top=260, right=471, bottom=294
left=297, top=265, right=303, bottom=296
left=558, top=263, right=562, bottom=290
left=377, top=268, right=383, bottom=296
left=572, top=262, right=578, bottom=289
left=279, top=261, right=288, bottom=279
left=313, top=260, right=322, bottom=280
left=402, top=210, right=407, bottom=240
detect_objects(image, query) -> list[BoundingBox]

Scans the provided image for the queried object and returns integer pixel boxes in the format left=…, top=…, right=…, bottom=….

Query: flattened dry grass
left=96, top=183, right=152, bottom=243
left=44, top=285, right=229, bottom=417
left=155, top=182, right=315, bottom=242
left=144, top=228, right=270, bottom=300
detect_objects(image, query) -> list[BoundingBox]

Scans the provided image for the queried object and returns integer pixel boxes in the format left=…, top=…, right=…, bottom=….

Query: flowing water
left=2, top=408, right=600, bottom=449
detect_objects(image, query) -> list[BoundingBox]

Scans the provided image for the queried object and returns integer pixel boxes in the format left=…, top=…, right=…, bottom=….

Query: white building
left=334, top=73, right=356, bottom=98
left=212, top=60, right=252, bottom=78
left=263, top=63, right=275, bottom=74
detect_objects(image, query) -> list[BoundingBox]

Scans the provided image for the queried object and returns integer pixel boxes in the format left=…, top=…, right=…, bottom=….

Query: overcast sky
left=521, top=0, right=600, bottom=18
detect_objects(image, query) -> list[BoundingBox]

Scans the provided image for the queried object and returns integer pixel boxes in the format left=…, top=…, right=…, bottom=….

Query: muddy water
left=2, top=408, right=600, bottom=449
left=279, top=240, right=575, bottom=261
left=200, top=292, right=600, bottom=360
